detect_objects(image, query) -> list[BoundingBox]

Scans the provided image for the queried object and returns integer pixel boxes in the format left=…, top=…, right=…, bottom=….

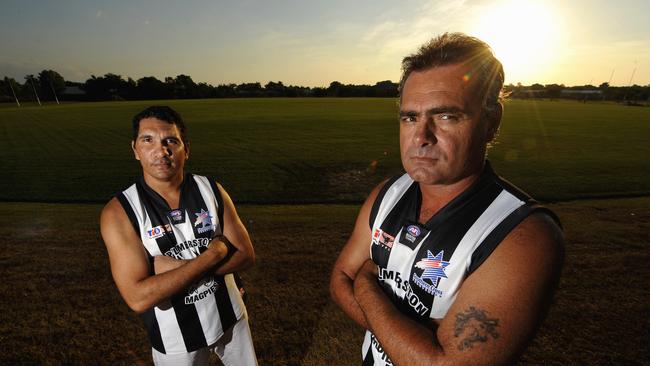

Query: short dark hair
left=399, top=32, right=504, bottom=114
left=132, top=106, right=187, bottom=143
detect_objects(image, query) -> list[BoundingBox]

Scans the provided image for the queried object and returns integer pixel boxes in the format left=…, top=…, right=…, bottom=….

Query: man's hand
left=154, top=237, right=230, bottom=275
left=207, top=236, right=229, bottom=260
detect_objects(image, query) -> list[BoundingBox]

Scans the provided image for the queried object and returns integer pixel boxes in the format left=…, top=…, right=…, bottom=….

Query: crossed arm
left=330, top=185, right=564, bottom=365
left=100, top=183, right=255, bottom=313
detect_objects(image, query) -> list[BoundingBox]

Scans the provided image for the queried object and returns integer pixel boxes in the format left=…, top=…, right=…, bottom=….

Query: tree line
left=1, top=69, right=648, bottom=104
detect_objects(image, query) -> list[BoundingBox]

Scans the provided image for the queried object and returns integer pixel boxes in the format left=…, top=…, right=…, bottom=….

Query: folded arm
left=152, top=183, right=255, bottom=276
left=353, top=212, right=564, bottom=366
left=100, top=197, right=229, bottom=313
left=330, top=182, right=386, bottom=329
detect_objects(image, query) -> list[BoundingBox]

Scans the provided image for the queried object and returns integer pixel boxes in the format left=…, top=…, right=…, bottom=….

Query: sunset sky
left=1, top=0, right=648, bottom=87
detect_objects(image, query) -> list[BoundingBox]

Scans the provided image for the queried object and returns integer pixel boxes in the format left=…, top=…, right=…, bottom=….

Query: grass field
left=1, top=98, right=649, bottom=365
left=1, top=98, right=649, bottom=203
left=0, top=199, right=648, bottom=365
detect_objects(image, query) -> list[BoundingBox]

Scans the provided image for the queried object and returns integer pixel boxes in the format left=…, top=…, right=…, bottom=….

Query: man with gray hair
left=330, top=33, right=563, bottom=365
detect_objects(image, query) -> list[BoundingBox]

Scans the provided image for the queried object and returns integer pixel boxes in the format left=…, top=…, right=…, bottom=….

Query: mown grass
left=1, top=99, right=649, bottom=203
left=1, top=199, right=648, bottom=365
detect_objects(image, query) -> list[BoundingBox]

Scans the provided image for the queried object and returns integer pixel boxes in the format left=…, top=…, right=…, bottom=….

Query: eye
left=400, top=115, right=417, bottom=123
left=436, top=113, right=459, bottom=122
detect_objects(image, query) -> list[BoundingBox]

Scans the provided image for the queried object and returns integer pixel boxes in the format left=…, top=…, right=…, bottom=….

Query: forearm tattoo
left=453, top=306, right=500, bottom=351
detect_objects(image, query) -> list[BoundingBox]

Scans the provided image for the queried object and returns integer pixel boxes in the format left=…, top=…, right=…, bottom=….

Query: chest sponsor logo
left=412, top=250, right=450, bottom=297
left=372, top=228, right=395, bottom=250
left=378, top=268, right=429, bottom=316
left=146, top=224, right=171, bottom=240
left=168, top=209, right=185, bottom=225
left=194, top=208, right=215, bottom=234
left=184, top=276, right=219, bottom=304
left=165, top=237, right=210, bottom=259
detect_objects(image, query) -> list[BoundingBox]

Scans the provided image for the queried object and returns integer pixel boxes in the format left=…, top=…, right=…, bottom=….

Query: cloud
left=358, top=0, right=472, bottom=60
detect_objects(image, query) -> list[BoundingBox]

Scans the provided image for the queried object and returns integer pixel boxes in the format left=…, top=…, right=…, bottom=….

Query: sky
left=1, top=0, right=649, bottom=87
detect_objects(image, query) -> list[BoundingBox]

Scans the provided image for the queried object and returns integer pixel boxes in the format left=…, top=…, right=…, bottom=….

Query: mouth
left=410, top=156, right=438, bottom=163
left=152, top=160, right=172, bottom=168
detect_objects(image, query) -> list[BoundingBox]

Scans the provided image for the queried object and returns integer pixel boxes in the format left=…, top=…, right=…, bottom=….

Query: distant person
left=330, top=33, right=564, bottom=365
left=100, top=106, right=257, bottom=366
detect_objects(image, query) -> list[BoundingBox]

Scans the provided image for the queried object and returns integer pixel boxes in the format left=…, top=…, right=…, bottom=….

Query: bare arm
left=100, top=198, right=228, bottom=313
left=353, top=212, right=564, bottom=366
left=329, top=182, right=386, bottom=329
left=212, top=183, right=255, bottom=275
left=153, top=183, right=255, bottom=276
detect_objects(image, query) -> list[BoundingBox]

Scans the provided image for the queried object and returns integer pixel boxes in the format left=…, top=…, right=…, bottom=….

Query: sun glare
left=471, top=1, right=561, bottom=84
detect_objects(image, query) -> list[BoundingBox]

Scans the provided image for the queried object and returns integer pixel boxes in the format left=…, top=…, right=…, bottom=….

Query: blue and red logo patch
left=407, top=225, right=421, bottom=237
left=412, top=250, right=450, bottom=297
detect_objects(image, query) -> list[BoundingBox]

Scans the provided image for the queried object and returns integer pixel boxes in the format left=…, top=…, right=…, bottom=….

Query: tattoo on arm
left=453, top=306, right=500, bottom=351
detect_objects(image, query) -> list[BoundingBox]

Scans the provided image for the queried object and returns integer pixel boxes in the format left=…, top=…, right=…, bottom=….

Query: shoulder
left=506, top=211, right=564, bottom=257
left=479, top=211, right=564, bottom=284
left=100, top=197, right=131, bottom=230
left=368, top=173, right=413, bottom=227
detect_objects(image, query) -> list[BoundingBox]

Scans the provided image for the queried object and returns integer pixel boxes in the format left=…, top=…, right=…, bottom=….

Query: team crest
left=194, top=209, right=215, bottom=234
left=412, top=250, right=450, bottom=297
left=168, top=209, right=185, bottom=224
left=404, top=225, right=421, bottom=243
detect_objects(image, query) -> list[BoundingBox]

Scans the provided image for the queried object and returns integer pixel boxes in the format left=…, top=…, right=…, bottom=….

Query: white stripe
left=429, top=190, right=524, bottom=319
left=362, top=330, right=371, bottom=359
left=122, top=184, right=162, bottom=256
left=195, top=276, right=222, bottom=345
left=370, top=174, right=413, bottom=258
left=155, top=302, right=187, bottom=353
left=224, top=273, right=245, bottom=319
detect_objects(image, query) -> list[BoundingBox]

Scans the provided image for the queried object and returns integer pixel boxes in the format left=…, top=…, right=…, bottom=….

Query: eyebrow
left=137, top=133, right=181, bottom=141
left=399, top=105, right=465, bottom=117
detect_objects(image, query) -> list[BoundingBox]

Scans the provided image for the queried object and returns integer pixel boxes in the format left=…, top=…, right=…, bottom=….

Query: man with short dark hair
left=330, top=33, right=564, bottom=365
left=101, top=106, right=257, bottom=365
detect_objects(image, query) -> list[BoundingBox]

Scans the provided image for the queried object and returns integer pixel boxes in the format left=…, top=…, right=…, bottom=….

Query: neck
left=142, top=172, right=184, bottom=208
left=418, top=171, right=482, bottom=223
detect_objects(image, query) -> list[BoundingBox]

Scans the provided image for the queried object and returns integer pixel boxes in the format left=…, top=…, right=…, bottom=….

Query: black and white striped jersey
left=361, top=162, right=559, bottom=365
left=117, top=173, right=245, bottom=354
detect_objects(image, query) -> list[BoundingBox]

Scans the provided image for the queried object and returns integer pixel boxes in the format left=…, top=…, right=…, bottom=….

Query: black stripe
left=172, top=300, right=208, bottom=352
left=362, top=342, right=375, bottom=366
left=369, top=174, right=404, bottom=229
left=214, top=276, right=237, bottom=332
left=140, top=308, right=165, bottom=354
left=135, top=181, right=177, bottom=255
left=468, top=205, right=561, bottom=274
left=468, top=204, right=534, bottom=274
left=208, top=177, right=225, bottom=233
left=116, top=192, right=140, bottom=236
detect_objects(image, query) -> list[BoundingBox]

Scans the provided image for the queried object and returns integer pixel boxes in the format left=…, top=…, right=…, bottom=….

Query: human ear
left=487, top=103, right=503, bottom=142
left=132, top=140, right=140, bottom=161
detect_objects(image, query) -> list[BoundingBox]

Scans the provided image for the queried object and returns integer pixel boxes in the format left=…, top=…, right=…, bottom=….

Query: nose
left=414, top=117, right=436, bottom=147
left=154, top=140, right=172, bottom=157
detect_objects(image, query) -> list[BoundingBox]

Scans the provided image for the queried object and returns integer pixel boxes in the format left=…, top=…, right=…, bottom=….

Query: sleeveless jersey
left=361, top=163, right=559, bottom=365
left=117, top=173, right=246, bottom=354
